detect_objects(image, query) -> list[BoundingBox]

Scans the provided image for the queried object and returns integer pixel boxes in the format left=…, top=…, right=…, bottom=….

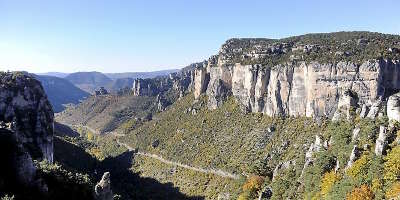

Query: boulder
left=95, top=172, right=113, bottom=200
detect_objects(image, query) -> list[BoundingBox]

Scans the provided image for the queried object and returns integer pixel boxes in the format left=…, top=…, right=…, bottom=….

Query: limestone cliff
left=0, top=71, right=54, bottom=195
left=191, top=32, right=400, bottom=119
left=122, top=32, right=400, bottom=121
left=204, top=60, right=400, bottom=118
left=0, top=72, right=54, bottom=162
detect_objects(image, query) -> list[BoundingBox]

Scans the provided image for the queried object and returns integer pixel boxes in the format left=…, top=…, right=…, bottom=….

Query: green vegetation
left=55, top=90, right=400, bottom=199
left=221, top=32, right=400, bottom=67
left=56, top=94, right=157, bottom=133
left=35, top=160, right=94, bottom=200
left=117, top=91, right=400, bottom=199
left=122, top=94, right=321, bottom=174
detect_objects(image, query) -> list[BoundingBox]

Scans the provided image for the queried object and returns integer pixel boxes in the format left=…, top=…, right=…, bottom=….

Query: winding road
left=115, top=139, right=241, bottom=180
left=62, top=123, right=241, bottom=180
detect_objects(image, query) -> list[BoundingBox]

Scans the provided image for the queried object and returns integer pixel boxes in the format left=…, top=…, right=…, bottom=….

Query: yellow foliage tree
left=242, top=175, right=265, bottom=192
left=89, top=147, right=103, bottom=160
left=347, top=154, right=369, bottom=179
left=384, top=146, right=400, bottom=183
left=238, top=176, right=265, bottom=200
left=386, top=182, right=400, bottom=199
left=86, top=131, right=94, bottom=141
left=371, top=178, right=383, bottom=193
left=320, top=170, right=341, bottom=197
left=346, top=185, right=374, bottom=200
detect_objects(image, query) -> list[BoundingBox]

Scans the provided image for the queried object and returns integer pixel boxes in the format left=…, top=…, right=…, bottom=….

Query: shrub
left=386, top=182, right=400, bottom=199
left=237, top=191, right=252, bottom=200
left=371, top=178, right=383, bottom=193
left=242, top=176, right=265, bottom=192
left=320, top=171, right=341, bottom=197
left=35, top=160, right=94, bottom=200
left=384, top=146, right=400, bottom=183
left=239, top=176, right=265, bottom=199
left=346, top=185, right=374, bottom=200
left=347, top=154, right=370, bottom=180
left=0, top=195, right=14, bottom=200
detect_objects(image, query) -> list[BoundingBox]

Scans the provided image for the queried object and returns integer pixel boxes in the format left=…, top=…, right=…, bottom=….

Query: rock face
left=0, top=72, right=54, bottom=162
left=0, top=128, right=37, bottom=188
left=375, top=126, right=388, bottom=156
left=198, top=59, right=400, bottom=119
left=95, top=87, right=109, bottom=96
left=387, top=92, right=400, bottom=123
left=193, top=66, right=210, bottom=99
left=346, top=145, right=360, bottom=169
left=132, top=78, right=156, bottom=96
left=124, top=34, right=400, bottom=120
left=332, top=89, right=358, bottom=121
left=95, top=172, right=113, bottom=200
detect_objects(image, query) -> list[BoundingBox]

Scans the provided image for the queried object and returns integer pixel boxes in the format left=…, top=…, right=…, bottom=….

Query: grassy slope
left=121, top=94, right=322, bottom=174
left=56, top=94, right=156, bottom=133
left=119, top=93, right=400, bottom=199
left=55, top=90, right=400, bottom=199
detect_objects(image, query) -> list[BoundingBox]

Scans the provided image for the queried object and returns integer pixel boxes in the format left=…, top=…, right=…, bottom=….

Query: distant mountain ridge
left=38, top=69, right=178, bottom=80
left=64, top=70, right=179, bottom=94
left=105, top=69, right=179, bottom=80
left=37, top=72, right=70, bottom=78
left=34, top=74, right=90, bottom=112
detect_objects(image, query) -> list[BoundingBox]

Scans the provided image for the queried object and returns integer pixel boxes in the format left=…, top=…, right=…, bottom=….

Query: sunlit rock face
left=0, top=72, right=54, bottom=162
left=387, top=92, right=400, bottom=123
left=199, top=59, right=400, bottom=119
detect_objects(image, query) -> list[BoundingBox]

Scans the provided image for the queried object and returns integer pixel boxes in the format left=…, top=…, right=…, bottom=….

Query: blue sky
left=1, top=0, right=399, bottom=73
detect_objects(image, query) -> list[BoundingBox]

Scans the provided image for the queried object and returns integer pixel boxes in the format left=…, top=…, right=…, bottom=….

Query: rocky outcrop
left=300, top=135, right=326, bottom=179
left=375, top=126, right=388, bottom=156
left=95, top=172, right=113, bottom=200
left=366, top=98, right=382, bottom=119
left=0, top=128, right=37, bottom=188
left=0, top=72, right=54, bottom=195
left=332, top=89, right=358, bottom=121
left=156, top=94, right=167, bottom=111
left=351, top=127, right=361, bottom=142
left=193, top=66, right=210, bottom=99
left=95, top=87, right=109, bottom=96
left=346, top=145, right=360, bottom=169
left=359, top=104, right=369, bottom=118
left=387, top=92, right=400, bottom=123
left=132, top=78, right=156, bottom=96
left=0, top=72, right=54, bottom=162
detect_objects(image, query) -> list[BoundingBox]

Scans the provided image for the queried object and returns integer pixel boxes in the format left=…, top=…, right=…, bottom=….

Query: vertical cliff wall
left=196, top=60, right=400, bottom=119
left=0, top=72, right=54, bottom=162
